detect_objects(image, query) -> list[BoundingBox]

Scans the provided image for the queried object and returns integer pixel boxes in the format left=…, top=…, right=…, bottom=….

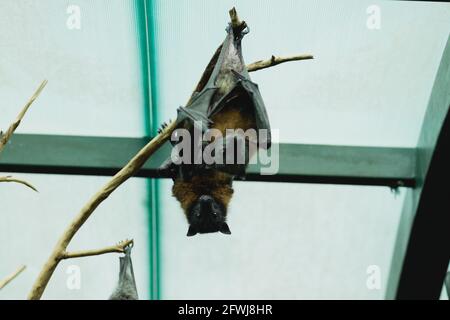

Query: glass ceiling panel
left=159, top=181, right=406, bottom=299
left=153, top=0, right=450, bottom=147
left=0, top=2, right=151, bottom=299
left=0, top=174, right=149, bottom=300
left=0, top=0, right=145, bottom=137
left=150, top=0, right=448, bottom=299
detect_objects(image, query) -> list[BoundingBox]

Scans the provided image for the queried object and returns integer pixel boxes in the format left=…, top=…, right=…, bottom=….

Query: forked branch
left=0, top=80, right=47, bottom=191
left=28, top=121, right=176, bottom=299
left=61, top=239, right=134, bottom=259
left=0, top=80, right=47, bottom=154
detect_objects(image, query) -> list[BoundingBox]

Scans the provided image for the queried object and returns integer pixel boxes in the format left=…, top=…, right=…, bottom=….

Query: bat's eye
left=212, top=203, right=220, bottom=211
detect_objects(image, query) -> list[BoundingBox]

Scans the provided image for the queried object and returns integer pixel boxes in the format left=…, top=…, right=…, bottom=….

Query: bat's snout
left=199, top=194, right=214, bottom=203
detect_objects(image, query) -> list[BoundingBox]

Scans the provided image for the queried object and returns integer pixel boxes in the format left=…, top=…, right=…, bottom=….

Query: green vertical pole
left=134, top=0, right=161, bottom=300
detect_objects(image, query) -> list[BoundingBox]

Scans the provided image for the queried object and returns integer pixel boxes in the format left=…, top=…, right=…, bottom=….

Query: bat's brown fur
left=172, top=171, right=234, bottom=215
left=211, top=103, right=255, bottom=135
left=172, top=101, right=256, bottom=217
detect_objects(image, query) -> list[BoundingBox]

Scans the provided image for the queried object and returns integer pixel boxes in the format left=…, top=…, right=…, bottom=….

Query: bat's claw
left=157, top=120, right=171, bottom=134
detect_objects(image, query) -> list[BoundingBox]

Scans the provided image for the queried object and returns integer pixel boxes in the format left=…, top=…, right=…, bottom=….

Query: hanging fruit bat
left=161, top=18, right=271, bottom=237
left=109, top=245, right=139, bottom=300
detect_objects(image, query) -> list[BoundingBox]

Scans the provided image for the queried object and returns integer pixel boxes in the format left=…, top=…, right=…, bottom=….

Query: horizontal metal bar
left=0, top=134, right=416, bottom=187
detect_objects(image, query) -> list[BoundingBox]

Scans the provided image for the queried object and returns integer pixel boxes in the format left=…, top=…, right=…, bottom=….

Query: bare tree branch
left=247, top=54, right=314, bottom=72
left=0, top=175, right=38, bottom=192
left=0, top=80, right=47, bottom=154
left=0, top=265, right=26, bottom=290
left=0, top=80, right=47, bottom=193
left=28, top=120, right=176, bottom=300
left=61, top=239, right=133, bottom=259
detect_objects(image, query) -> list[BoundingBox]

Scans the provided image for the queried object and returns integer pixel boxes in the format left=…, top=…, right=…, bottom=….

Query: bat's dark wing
left=161, top=22, right=271, bottom=180
left=208, top=71, right=271, bottom=148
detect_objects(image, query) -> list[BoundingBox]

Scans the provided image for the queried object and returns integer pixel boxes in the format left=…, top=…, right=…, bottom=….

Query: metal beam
left=0, top=133, right=415, bottom=187
left=386, top=35, right=450, bottom=299
left=135, top=0, right=161, bottom=300
left=396, top=108, right=450, bottom=299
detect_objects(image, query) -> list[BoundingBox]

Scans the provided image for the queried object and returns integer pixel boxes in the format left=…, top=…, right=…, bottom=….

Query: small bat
left=109, top=245, right=138, bottom=300
left=161, top=19, right=271, bottom=237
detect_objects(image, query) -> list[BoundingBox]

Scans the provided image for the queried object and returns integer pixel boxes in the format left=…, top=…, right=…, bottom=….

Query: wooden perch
left=0, top=265, right=26, bottom=290
left=28, top=121, right=176, bottom=300
left=61, top=239, right=133, bottom=259
left=247, top=54, right=314, bottom=72
left=0, top=175, right=38, bottom=192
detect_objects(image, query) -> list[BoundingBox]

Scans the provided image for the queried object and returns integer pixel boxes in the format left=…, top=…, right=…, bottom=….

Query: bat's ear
left=187, top=225, right=198, bottom=237
left=219, top=223, right=231, bottom=235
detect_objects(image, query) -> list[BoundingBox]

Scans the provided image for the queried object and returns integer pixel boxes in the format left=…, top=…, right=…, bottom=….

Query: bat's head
left=187, top=195, right=231, bottom=236
left=172, top=171, right=233, bottom=236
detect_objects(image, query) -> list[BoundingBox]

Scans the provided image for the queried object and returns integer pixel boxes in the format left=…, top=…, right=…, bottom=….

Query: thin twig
left=0, top=175, right=38, bottom=192
left=28, top=120, right=176, bottom=300
left=0, top=80, right=48, bottom=154
left=231, top=7, right=313, bottom=72
left=0, top=265, right=26, bottom=290
left=0, top=81, right=46, bottom=192
left=247, top=54, right=314, bottom=72
left=61, top=239, right=133, bottom=259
